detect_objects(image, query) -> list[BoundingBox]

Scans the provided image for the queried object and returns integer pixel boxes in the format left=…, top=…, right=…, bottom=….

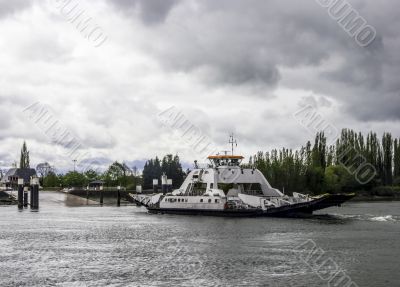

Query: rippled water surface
left=1, top=191, right=400, bottom=287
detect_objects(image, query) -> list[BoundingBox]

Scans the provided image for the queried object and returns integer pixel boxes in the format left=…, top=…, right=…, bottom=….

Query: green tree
left=325, top=165, right=352, bottom=194
left=382, top=133, right=393, bottom=185
left=103, top=161, right=131, bottom=187
left=63, top=171, right=87, bottom=187
left=85, top=169, right=99, bottom=182
left=142, top=155, right=185, bottom=189
left=43, top=171, right=60, bottom=188
left=394, top=138, right=400, bottom=184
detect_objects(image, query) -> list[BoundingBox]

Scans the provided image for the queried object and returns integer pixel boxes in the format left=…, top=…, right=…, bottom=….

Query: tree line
left=41, top=161, right=141, bottom=189
left=250, top=129, right=400, bottom=195
left=40, top=154, right=186, bottom=190
left=142, top=154, right=186, bottom=189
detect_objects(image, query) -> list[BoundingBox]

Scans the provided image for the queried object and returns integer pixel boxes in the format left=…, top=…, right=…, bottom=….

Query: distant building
left=89, top=180, right=105, bottom=190
left=1, top=168, right=37, bottom=189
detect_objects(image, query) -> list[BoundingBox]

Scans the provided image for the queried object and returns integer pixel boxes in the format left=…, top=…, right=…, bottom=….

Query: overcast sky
left=0, top=0, right=399, bottom=172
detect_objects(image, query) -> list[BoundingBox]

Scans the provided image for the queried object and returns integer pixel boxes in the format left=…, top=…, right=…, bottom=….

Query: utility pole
left=229, top=133, right=237, bottom=155
left=73, top=159, right=77, bottom=172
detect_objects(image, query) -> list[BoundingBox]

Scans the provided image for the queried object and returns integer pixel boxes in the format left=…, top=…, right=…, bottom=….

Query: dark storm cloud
left=0, top=0, right=32, bottom=18
left=108, top=0, right=179, bottom=24
left=141, top=0, right=347, bottom=88
left=128, top=0, right=399, bottom=121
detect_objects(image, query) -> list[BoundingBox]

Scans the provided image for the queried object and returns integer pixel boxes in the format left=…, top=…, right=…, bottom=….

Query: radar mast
left=229, top=133, right=237, bottom=156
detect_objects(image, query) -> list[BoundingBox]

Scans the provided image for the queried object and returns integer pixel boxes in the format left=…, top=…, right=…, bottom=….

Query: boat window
left=215, top=199, right=219, bottom=203
left=185, top=199, right=188, bottom=202
left=208, top=199, right=212, bottom=203
left=192, top=182, right=207, bottom=196
left=178, top=199, right=180, bottom=202
left=200, top=199, right=203, bottom=203
left=242, top=183, right=263, bottom=195
left=210, top=183, right=214, bottom=189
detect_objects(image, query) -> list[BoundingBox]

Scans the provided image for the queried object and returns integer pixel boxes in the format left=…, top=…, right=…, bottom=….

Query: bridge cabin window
left=208, top=155, right=244, bottom=167
left=192, top=182, right=207, bottom=196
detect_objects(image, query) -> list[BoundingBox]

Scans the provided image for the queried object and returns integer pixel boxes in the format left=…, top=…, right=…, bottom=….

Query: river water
left=0, top=191, right=399, bottom=287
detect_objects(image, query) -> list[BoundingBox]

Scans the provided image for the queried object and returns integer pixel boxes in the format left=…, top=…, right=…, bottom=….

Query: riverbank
left=350, top=186, right=400, bottom=201
left=351, top=194, right=400, bottom=202
left=0, top=190, right=17, bottom=205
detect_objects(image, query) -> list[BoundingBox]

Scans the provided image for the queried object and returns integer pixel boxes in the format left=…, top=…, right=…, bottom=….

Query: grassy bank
left=351, top=186, right=400, bottom=201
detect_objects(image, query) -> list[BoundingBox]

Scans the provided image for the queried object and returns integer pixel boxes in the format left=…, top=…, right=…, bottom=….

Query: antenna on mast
left=229, top=133, right=237, bottom=155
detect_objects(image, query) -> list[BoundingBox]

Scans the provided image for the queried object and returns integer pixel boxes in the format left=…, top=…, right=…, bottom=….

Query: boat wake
left=320, top=213, right=399, bottom=223
left=370, top=215, right=396, bottom=222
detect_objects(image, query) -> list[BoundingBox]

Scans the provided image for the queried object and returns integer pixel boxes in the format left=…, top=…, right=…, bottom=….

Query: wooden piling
left=17, top=179, right=23, bottom=209
left=23, top=187, right=28, bottom=207
left=100, top=186, right=103, bottom=205
left=30, top=185, right=34, bottom=207
left=30, top=178, right=39, bottom=209
left=117, top=186, right=121, bottom=207
left=34, top=184, right=39, bottom=209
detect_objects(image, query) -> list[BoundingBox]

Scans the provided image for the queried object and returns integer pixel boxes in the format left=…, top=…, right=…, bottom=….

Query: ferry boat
left=132, top=137, right=354, bottom=217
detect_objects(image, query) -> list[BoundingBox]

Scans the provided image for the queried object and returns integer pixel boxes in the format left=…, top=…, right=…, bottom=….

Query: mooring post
left=30, top=178, right=39, bottom=209
left=23, top=186, right=28, bottom=207
left=153, top=179, right=158, bottom=193
left=17, top=178, right=24, bottom=209
left=167, top=179, right=173, bottom=193
left=117, top=186, right=121, bottom=207
left=100, top=185, right=103, bottom=206
left=30, top=180, right=34, bottom=207
left=34, top=178, right=39, bottom=209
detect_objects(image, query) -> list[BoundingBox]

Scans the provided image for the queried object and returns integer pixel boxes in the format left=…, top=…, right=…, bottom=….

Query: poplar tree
left=19, top=141, right=30, bottom=169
